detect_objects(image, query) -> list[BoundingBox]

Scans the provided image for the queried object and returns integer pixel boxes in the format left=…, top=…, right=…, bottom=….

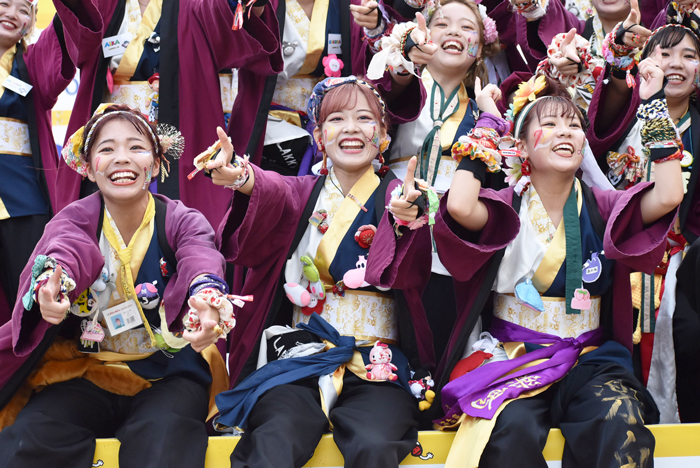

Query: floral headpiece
left=62, top=103, right=184, bottom=178
left=504, top=74, right=547, bottom=126
left=307, top=76, right=387, bottom=127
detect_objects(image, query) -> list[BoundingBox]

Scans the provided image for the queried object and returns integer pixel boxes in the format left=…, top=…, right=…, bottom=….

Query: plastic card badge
left=102, top=34, right=131, bottom=58
left=103, top=299, right=143, bottom=336
left=2, top=76, right=32, bottom=97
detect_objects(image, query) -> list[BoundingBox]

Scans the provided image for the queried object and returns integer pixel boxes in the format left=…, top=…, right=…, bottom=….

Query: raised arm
left=636, top=48, right=685, bottom=224
left=445, top=79, right=502, bottom=231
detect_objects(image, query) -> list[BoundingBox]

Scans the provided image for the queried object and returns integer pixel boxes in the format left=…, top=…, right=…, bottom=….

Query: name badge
left=102, top=34, right=131, bottom=58
left=103, top=299, right=143, bottom=336
left=2, top=76, right=32, bottom=97
left=328, top=33, right=342, bottom=55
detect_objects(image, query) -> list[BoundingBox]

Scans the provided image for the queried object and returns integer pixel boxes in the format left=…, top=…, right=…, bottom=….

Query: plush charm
left=135, top=281, right=160, bottom=310
left=343, top=255, right=370, bottom=289
left=514, top=279, right=544, bottom=312
left=365, top=341, right=398, bottom=381
left=90, top=267, right=116, bottom=310
left=309, top=210, right=329, bottom=233
left=354, top=225, right=376, bottom=249
left=571, top=288, right=592, bottom=310
left=160, top=257, right=170, bottom=277
left=301, top=256, right=325, bottom=300
left=301, top=293, right=326, bottom=316
left=284, top=282, right=311, bottom=307
left=409, top=370, right=435, bottom=411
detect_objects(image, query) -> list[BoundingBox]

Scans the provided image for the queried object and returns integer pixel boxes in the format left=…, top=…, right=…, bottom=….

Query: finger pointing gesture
left=38, top=265, right=70, bottom=325
left=389, top=156, right=422, bottom=222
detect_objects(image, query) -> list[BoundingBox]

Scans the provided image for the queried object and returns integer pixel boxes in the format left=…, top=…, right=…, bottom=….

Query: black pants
left=422, top=272, right=457, bottom=365
left=0, top=213, right=51, bottom=325
left=0, top=376, right=209, bottom=468
left=479, top=362, right=656, bottom=468
left=231, top=373, right=419, bottom=468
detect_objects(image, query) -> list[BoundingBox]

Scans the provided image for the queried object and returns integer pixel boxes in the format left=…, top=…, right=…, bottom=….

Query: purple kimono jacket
left=0, top=193, right=226, bottom=394
left=22, top=0, right=103, bottom=214
left=62, top=0, right=283, bottom=228
left=229, top=0, right=426, bottom=168
left=0, top=0, right=103, bottom=325
left=432, top=182, right=675, bottom=380
left=216, top=166, right=435, bottom=387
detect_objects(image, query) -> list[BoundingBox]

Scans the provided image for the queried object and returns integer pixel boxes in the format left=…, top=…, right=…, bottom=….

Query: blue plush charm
left=514, top=279, right=544, bottom=312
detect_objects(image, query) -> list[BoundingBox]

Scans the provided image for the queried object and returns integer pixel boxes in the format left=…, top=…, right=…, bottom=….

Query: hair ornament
left=478, top=4, right=498, bottom=45
left=306, top=76, right=386, bottom=127
left=61, top=103, right=183, bottom=178
left=504, top=74, right=547, bottom=124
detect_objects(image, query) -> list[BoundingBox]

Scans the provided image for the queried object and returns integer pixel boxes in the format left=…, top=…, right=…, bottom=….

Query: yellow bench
left=92, top=424, right=700, bottom=467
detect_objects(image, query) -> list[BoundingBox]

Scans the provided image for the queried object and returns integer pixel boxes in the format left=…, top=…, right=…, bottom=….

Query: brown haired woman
left=432, top=49, right=683, bottom=468
left=208, top=76, right=435, bottom=468
left=0, top=104, right=231, bottom=468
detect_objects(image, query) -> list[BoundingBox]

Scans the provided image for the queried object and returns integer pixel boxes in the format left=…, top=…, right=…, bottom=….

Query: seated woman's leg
left=116, top=376, right=209, bottom=468
left=478, top=391, right=553, bottom=468
left=0, top=379, right=118, bottom=468
left=231, top=378, right=328, bottom=468
left=558, top=363, right=655, bottom=468
left=330, top=374, right=419, bottom=468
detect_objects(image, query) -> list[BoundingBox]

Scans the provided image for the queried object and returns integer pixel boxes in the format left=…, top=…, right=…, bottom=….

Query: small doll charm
left=147, top=73, right=160, bottom=123
left=365, top=341, right=398, bottom=381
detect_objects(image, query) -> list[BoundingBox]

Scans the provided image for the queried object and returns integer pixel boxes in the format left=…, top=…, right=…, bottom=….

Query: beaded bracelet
left=224, top=155, right=251, bottom=190
left=653, top=149, right=684, bottom=164
left=537, top=33, right=594, bottom=88
left=183, top=288, right=243, bottom=338
left=601, top=22, right=638, bottom=88
left=400, top=27, right=416, bottom=61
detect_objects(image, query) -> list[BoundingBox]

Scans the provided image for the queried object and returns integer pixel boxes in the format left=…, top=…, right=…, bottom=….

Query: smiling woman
left=433, top=54, right=683, bottom=468
left=206, top=76, right=436, bottom=468
left=0, top=103, right=232, bottom=468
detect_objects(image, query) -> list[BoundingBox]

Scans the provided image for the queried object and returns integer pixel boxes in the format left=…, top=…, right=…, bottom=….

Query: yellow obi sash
left=292, top=290, right=399, bottom=344
left=0, top=117, right=31, bottom=157
left=494, top=293, right=601, bottom=338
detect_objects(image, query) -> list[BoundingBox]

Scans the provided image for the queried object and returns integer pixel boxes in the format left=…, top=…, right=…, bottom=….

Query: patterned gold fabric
left=271, top=0, right=321, bottom=111
left=293, top=290, right=399, bottom=343
left=527, top=186, right=557, bottom=247
left=0, top=117, right=31, bottom=157
left=494, top=293, right=600, bottom=338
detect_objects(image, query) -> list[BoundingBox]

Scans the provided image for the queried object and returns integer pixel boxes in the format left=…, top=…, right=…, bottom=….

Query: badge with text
left=2, top=76, right=32, bottom=97
left=102, top=34, right=131, bottom=58
left=103, top=299, right=143, bottom=336
left=328, top=34, right=342, bottom=55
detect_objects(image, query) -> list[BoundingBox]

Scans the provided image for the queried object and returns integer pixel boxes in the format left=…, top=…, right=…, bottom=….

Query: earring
left=521, top=158, right=531, bottom=176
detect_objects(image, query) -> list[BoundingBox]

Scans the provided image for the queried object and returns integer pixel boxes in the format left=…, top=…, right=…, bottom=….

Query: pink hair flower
left=323, top=55, right=344, bottom=78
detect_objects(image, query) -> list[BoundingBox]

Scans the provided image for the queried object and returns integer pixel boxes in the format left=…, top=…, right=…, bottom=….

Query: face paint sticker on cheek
left=694, top=67, right=700, bottom=88
left=19, top=22, right=28, bottom=37
left=143, top=164, right=152, bottom=190
left=324, top=128, right=336, bottom=146
left=366, top=123, right=381, bottom=149
left=466, top=38, right=478, bottom=58
left=534, top=129, right=553, bottom=150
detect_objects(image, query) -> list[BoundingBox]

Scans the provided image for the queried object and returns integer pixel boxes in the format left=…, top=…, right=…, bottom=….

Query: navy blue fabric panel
left=128, top=224, right=211, bottom=386
left=543, top=194, right=614, bottom=297
left=131, top=20, right=161, bottom=81
left=0, top=57, right=47, bottom=217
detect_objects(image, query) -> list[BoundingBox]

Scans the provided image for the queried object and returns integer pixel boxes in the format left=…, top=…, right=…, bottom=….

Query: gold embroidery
left=471, top=375, right=542, bottom=410
left=0, top=117, right=31, bottom=156
left=494, top=293, right=600, bottom=338
left=293, top=290, right=399, bottom=344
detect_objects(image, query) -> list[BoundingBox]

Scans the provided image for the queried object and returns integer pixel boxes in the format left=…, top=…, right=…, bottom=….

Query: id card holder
left=102, top=34, right=131, bottom=58
left=103, top=299, right=143, bottom=336
left=2, top=76, right=32, bottom=97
